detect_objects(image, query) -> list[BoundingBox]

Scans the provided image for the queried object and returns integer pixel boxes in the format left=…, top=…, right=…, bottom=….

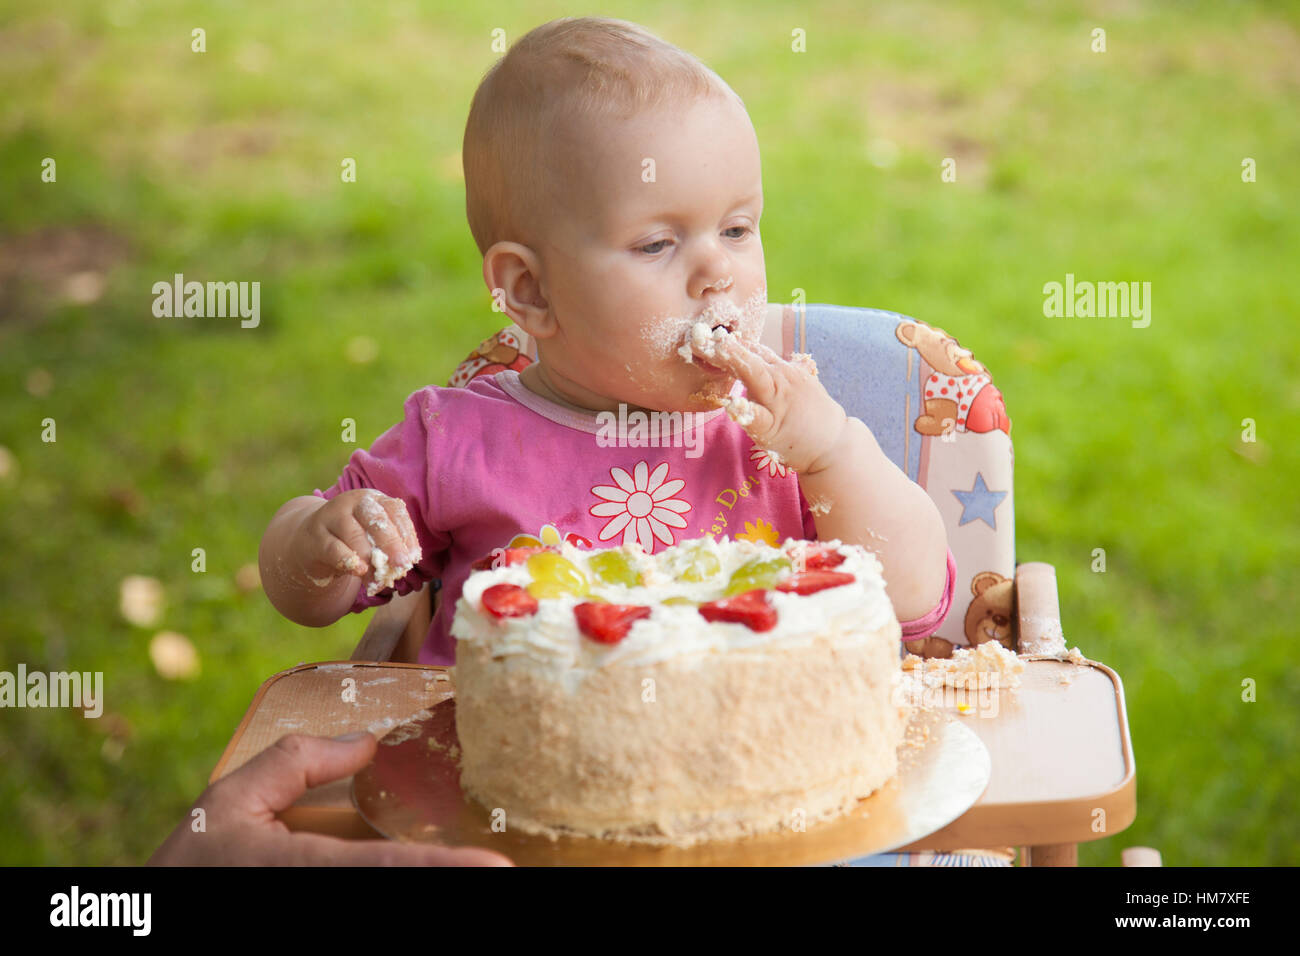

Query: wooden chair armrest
left=351, top=588, right=426, bottom=662
left=1015, top=561, right=1066, bottom=656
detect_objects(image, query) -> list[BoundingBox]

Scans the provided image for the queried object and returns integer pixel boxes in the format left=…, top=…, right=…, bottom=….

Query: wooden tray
left=212, top=657, right=1135, bottom=853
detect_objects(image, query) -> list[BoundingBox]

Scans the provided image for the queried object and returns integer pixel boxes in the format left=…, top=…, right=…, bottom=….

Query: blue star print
left=952, top=473, right=1007, bottom=529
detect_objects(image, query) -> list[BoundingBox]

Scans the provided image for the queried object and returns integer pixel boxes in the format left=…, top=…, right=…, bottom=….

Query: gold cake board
left=352, top=699, right=990, bottom=866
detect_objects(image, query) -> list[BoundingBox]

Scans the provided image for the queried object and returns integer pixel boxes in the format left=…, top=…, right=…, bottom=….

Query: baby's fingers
left=314, top=531, right=367, bottom=581
left=376, top=496, right=421, bottom=565
left=752, top=340, right=785, bottom=364
left=352, top=493, right=412, bottom=563
left=348, top=491, right=420, bottom=596
left=710, top=335, right=777, bottom=406
left=754, top=341, right=817, bottom=382
left=722, top=392, right=776, bottom=438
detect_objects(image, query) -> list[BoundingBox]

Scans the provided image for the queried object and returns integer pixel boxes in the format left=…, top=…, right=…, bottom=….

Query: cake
left=449, top=536, right=909, bottom=846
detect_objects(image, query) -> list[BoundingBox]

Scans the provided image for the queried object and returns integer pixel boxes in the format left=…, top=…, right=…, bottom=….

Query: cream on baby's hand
left=354, top=491, right=420, bottom=596
left=676, top=319, right=730, bottom=364
left=684, top=329, right=847, bottom=475
left=288, top=488, right=423, bottom=598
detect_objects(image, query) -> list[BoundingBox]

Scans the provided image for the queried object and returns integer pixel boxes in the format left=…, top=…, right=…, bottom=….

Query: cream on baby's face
left=527, top=93, right=766, bottom=413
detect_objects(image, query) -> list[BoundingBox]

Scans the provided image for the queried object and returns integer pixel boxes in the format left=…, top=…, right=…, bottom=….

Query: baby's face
left=533, top=93, right=766, bottom=413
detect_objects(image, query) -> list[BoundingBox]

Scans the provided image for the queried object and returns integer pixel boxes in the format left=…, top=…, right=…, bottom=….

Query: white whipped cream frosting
left=451, top=537, right=898, bottom=689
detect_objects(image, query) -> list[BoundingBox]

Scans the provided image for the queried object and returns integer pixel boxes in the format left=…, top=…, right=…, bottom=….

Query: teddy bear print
left=448, top=328, right=533, bottom=388
left=894, top=320, right=1011, bottom=437
left=964, top=571, right=1015, bottom=649
left=903, top=633, right=955, bottom=659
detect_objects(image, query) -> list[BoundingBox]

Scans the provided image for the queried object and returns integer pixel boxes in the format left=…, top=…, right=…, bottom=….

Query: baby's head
left=463, top=17, right=766, bottom=413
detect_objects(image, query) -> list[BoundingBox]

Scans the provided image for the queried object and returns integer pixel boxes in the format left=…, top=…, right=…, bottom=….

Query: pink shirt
left=315, top=370, right=953, bottom=665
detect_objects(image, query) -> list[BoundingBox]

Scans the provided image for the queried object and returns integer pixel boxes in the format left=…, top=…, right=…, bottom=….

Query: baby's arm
left=799, top=420, right=947, bottom=621
left=259, top=490, right=421, bottom=627
left=695, top=335, right=947, bottom=622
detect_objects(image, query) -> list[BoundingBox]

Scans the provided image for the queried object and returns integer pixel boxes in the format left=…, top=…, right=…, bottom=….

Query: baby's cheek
left=734, top=286, right=768, bottom=344
left=639, top=315, right=694, bottom=360
left=610, top=348, right=674, bottom=394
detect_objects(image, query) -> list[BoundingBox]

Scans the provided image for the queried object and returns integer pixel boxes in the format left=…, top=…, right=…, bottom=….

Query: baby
left=258, top=16, right=953, bottom=666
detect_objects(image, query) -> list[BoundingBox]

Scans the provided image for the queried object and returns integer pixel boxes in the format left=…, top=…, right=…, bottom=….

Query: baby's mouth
left=678, top=313, right=739, bottom=369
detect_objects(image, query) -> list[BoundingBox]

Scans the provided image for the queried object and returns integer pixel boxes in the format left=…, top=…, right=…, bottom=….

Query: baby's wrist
left=802, top=413, right=855, bottom=477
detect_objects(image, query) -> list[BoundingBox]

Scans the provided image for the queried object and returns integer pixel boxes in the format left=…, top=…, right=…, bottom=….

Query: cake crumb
left=679, top=319, right=732, bottom=364
left=898, top=641, right=1025, bottom=714
left=1017, top=614, right=1066, bottom=655
left=896, top=708, right=939, bottom=772
left=789, top=352, right=819, bottom=376
left=370, top=708, right=432, bottom=743
left=357, top=490, right=420, bottom=596
left=723, top=394, right=758, bottom=427
left=1065, top=646, right=1088, bottom=665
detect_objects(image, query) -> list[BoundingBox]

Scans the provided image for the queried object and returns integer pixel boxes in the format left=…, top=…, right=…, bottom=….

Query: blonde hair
left=463, top=17, right=743, bottom=255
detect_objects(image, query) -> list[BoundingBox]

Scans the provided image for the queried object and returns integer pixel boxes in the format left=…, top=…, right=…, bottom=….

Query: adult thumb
left=222, top=732, right=379, bottom=816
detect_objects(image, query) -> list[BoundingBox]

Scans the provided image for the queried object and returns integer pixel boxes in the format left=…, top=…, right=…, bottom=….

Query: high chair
left=347, top=302, right=1151, bottom=867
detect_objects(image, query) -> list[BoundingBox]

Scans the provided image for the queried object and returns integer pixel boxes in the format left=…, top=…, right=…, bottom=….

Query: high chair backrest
left=449, top=303, right=1015, bottom=652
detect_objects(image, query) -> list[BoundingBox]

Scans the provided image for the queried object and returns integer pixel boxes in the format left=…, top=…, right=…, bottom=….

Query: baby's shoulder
left=396, top=375, right=523, bottom=426
left=405, top=374, right=511, bottom=406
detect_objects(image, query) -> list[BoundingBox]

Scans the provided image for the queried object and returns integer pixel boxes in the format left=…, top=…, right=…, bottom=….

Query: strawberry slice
left=776, top=570, right=855, bottom=595
left=481, top=583, right=539, bottom=618
left=470, top=546, right=552, bottom=571
left=574, top=602, right=652, bottom=644
left=802, top=546, right=846, bottom=571
left=698, top=589, right=777, bottom=632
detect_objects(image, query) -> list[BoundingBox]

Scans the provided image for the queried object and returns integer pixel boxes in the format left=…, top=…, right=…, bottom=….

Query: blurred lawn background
left=1, top=0, right=1297, bottom=865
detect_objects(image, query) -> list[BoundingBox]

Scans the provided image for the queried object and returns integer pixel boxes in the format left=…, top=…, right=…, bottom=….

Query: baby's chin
left=654, top=363, right=738, bottom=412
left=607, top=376, right=732, bottom=415
left=591, top=350, right=739, bottom=413
left=682, top=377, right=735, bottom=411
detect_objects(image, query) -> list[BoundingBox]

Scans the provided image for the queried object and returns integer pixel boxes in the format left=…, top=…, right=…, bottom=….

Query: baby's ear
left=482, top=241, right=554, bottom=338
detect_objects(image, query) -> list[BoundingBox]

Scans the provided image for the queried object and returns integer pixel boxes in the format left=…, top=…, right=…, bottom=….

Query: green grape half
left=525, top=552, right=590, bottom=599
left=587, top=550, right=642, bottom=588
left=724, top=557, right=791, bottom=596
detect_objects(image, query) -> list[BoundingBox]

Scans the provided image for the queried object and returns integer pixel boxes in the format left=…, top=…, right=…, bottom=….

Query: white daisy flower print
left=750, top=444, right=788, bottom=478
left=589, top=461, right=691, bottom=554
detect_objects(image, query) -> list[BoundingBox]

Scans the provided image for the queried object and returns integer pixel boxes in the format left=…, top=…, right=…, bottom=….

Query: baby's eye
left=639, top=239, right=671, bottom=255
left=724, top=226, right=752, bottom=239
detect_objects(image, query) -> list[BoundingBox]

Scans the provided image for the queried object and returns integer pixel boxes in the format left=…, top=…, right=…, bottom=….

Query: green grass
left=1, top=0, right=1297, bottom=865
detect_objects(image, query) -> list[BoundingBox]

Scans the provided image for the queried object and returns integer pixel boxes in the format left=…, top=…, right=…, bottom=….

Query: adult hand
left=149, top=733, right=512, bottom=866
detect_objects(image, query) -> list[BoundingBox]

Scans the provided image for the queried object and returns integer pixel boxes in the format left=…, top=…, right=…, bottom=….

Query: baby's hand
left=290, top=490, right=421, bottom=597
left=693, top=333, right=848, bottom=474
